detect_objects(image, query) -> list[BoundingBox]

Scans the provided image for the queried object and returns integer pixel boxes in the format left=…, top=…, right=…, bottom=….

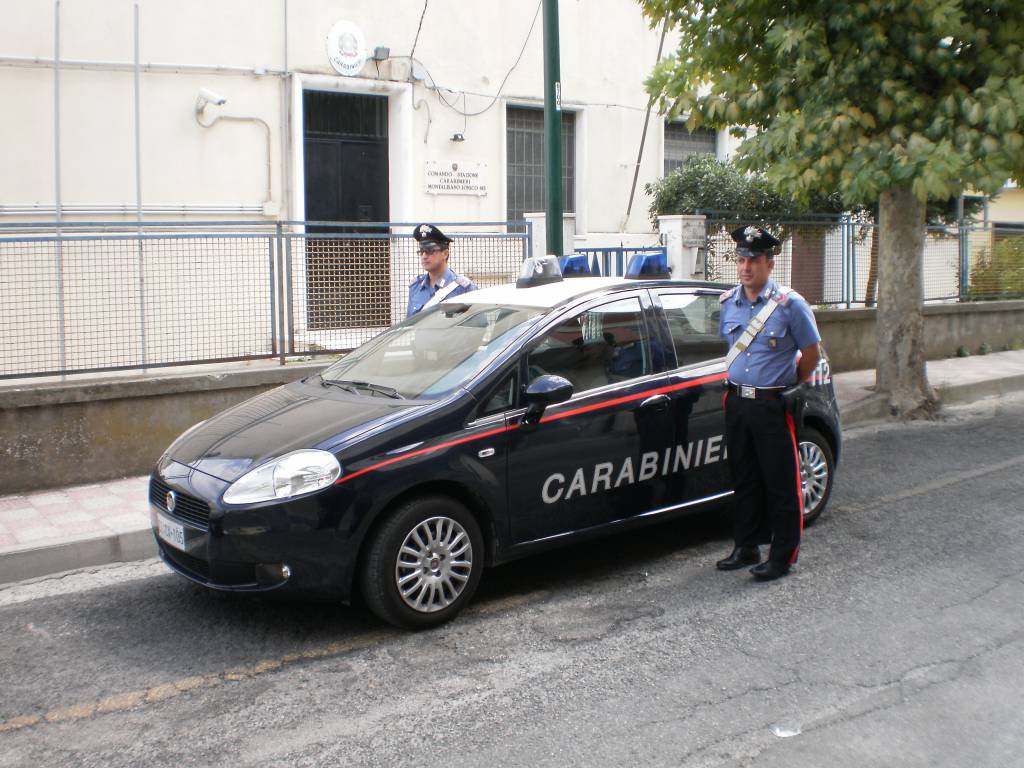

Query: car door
left=506, top=292, right=678, bottom=544
left=652, top=289, right=733, bottom=503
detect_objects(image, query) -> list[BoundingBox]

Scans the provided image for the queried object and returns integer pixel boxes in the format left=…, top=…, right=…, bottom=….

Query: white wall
left=0, top=0, right=675, bottom=235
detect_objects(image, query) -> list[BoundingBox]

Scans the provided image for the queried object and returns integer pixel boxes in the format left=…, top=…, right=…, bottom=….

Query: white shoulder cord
left=724, top=293, right=785, bottom=370
left=422, top=280, right=462, bottom=311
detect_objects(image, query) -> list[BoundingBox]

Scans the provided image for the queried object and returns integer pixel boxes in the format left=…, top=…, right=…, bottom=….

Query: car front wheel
left=799, top=426, right=834, bottom=526
left=360, top=495, right=484, bottom=629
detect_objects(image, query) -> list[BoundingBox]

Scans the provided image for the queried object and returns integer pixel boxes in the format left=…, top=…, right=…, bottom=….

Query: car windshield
left=320, top=303, right=545, bottom=399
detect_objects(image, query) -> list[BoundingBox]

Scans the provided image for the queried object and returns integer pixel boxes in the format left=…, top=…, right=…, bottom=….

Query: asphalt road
left=2, top=394, right=1023, bottom=768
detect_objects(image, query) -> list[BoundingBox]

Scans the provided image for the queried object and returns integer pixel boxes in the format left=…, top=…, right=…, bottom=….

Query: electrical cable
left=406, top=0, right=542, bottom=118
left=409, top=0, right=429, bottom=62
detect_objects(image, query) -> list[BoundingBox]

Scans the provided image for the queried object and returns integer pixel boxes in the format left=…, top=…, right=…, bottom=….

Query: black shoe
left=716, top=546, right=761, bottom=570
left=750, top=560, right=790, bottom=581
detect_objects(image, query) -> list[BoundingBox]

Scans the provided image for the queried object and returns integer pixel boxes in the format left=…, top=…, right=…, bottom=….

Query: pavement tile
left=101, top=514, right=149, bottom=534
left=0, top=497, right=30, bottom=512
left=0, top=508, right=37, bottom=524
left=106, top=477, right=149, bottom=496
left=29, top=493, right=69, bottom=508
left=6, top=516, right=58, bottom=533
left=59, top=520, right=115, bottom=537
left=79, top=495, right=124, bottom=512
left=41, top=510, right=98, bottom=525
left=65, top=486, right=105, bottom=499
left=14, top=527, right=63, bottom=544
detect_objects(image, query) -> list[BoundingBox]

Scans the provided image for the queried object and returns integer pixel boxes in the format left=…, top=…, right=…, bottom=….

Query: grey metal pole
left=623, top=21, right=668, bottom=229
left=54, top=0, right=67, bottom=377
left=134, top=3, right=147, bottom=368
left=542, top=0, right=563, bottom=257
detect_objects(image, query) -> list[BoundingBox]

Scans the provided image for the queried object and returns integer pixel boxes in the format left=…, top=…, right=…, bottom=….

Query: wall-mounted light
left=450, top=132, right=465, bottom=142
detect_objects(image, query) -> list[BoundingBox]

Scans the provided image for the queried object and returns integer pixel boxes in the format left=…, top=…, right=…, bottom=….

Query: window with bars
left=506, top=106, right=575, bottom=227
left=664, top=123, right=717, bottom=175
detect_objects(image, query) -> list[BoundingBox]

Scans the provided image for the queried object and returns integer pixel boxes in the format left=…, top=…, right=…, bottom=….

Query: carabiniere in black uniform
left=716, top=225, right=823, bottom=580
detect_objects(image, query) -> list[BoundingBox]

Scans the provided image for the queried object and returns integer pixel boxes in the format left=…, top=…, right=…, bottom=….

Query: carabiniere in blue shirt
left=719, top=278, right=821, bottom=388
left=405, top=268, right=476, bottom=318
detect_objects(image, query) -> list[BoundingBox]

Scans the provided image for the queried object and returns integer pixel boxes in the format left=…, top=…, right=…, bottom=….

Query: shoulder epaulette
left=409, top=275, right=421, bottom=288
left=719, top=286, right=739, bottom=304
left=455, top=275, right=471, bottom=288
left=774, top=284, right=804, bottom=305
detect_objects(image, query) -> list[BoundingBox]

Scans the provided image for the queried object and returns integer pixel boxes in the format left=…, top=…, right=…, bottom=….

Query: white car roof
left=442, top=277, right=633, bottom=310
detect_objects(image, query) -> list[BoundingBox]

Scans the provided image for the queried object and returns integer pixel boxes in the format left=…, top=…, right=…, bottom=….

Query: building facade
left=0, top=0, right=744, bottom=241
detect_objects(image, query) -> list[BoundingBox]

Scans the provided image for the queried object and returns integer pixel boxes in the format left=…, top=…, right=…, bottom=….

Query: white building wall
left=1, top=0, right=677, bottom=235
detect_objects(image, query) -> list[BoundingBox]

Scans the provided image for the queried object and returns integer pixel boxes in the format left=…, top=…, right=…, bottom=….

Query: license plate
left=156, top=513, right=187, bottom=551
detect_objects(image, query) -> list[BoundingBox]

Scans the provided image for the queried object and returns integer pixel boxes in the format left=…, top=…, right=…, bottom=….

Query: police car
left=150, top=254, right=840, bottom=628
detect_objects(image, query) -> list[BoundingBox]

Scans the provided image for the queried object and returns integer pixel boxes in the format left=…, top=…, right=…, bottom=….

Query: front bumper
left=149, top=466, right=361, bottom=600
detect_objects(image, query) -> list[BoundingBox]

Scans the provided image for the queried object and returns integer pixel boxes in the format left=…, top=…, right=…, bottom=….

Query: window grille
left=506, top=106, right=575, bottom=227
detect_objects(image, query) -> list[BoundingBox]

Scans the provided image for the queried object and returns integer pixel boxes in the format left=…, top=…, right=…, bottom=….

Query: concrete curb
left=0, top=529, right=156, bottom=586
left=841, top=374, right=1024, bottom=427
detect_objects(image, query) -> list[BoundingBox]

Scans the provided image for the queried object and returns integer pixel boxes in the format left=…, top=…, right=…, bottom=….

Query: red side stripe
left=785, top=411, right=803, bottom=565
left=336, top=424, right=514, bottom=485
left=335, top=372, right=727, bottom=485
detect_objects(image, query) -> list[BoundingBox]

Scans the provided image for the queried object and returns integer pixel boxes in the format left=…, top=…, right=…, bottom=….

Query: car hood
left=166, top=380, right=415, bottom=482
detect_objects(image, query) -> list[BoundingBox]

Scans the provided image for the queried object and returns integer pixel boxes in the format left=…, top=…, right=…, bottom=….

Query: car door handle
left=640, top=394, right=670, bottom=410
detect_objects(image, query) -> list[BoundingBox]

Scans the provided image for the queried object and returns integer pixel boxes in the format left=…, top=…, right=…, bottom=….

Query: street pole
left=542, top=0, right=563, bottom=257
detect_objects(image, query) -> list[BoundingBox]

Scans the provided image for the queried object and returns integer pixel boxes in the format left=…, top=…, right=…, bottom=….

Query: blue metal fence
left=572, top=245, right=668, bottom=277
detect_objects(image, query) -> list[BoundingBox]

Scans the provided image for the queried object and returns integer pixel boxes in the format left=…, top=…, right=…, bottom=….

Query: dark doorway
left=303, top=91, right=390, bottom=330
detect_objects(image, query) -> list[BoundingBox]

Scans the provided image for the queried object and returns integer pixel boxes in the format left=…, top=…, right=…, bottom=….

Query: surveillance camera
left=195, top=87, right=227, bottom=114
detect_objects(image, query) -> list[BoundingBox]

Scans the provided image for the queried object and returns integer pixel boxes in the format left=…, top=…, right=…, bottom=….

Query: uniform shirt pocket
left=757, top=317, right=793, bottom=349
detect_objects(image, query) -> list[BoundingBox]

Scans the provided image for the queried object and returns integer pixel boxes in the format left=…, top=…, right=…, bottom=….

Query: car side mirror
left=523, top=375, right=573, bottom=425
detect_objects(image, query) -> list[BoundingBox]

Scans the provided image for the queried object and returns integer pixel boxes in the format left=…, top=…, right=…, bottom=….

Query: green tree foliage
left=640, top=0, right=1024, bottom=416
left=641, top=0, right=1024, bottom=206
left=646, top=154, right=844, bottom=225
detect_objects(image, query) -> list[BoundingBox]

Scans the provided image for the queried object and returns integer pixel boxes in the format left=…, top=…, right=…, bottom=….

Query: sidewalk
left=3, top=349, right=1024, bottom=586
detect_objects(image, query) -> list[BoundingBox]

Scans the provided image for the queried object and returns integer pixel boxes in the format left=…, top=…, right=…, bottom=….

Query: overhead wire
left=409, top=0, right=429, bottom=62
left=406, top=0, right=543, bottom=119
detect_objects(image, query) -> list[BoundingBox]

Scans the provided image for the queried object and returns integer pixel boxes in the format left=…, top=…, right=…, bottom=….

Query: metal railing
left=703, top=216, right=1024, bottom=307
left=572, top=245, right=667, bottom=277
left=0, top=220, right=531, bottom=380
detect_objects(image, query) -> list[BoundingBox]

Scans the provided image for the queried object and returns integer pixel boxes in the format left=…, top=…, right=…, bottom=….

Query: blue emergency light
left=625, top=251, right=670, bottom=279
left=558, top=254, right=594, bottom=277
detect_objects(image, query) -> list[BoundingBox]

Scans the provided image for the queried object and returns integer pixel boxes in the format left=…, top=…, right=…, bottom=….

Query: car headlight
left=222, top=450, right=342, bottom=505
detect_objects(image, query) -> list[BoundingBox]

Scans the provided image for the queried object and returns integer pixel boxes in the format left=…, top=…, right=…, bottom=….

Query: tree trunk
left=790, top=226, right=825, bottom=304
left=875, top=186, right=938, bottom=418
left=864, top=230, right=878, bottom=307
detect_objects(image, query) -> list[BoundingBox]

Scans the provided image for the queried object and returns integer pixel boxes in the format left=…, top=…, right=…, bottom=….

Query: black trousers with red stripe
left=723, top=392, right=803, bottom=565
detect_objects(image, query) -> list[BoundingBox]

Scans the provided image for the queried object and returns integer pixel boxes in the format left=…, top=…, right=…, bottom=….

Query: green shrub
left=969, top=237, right=1024, bottom=299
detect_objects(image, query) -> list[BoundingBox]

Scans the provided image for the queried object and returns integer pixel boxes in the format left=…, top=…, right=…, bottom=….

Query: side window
left=527, top=297, right=651, bottom=393
left=478, top=370, right=518, bottom=418
left=661, top=293, right=729, bottom=368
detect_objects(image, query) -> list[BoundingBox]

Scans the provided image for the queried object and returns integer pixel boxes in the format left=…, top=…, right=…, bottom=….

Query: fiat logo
left=165, top=491, right=177, bottom=513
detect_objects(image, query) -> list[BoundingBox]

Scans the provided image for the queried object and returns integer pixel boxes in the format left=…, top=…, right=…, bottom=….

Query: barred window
left=506, top=106, right=575, bottom=227
left=664, top=123, right=717, bottom=175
